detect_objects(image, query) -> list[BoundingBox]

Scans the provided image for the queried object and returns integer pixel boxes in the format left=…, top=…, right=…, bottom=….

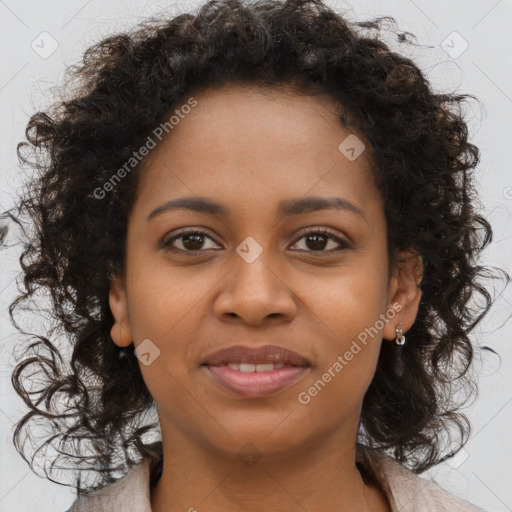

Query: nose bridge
left=234, top=252, right=280, bottom=295
left=214, top=245, right=296, bottom=325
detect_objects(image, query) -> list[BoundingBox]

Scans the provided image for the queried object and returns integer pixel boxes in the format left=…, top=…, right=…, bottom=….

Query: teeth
left=254, top=363, right=276, bottom=372
left=228, top=363, right=286, bottom=372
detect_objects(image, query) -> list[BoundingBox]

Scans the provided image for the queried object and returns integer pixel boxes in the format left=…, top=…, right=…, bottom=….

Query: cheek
left=299, top=251, right=390, bottom=390
left=124, top=267, right=205, bottom=424
left=125, top=250, right=217, bottom=342
left=305, top=253, right=390, bottom=338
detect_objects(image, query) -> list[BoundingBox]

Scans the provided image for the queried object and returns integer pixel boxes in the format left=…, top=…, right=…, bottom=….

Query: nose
left=213, top=254, right=297, bottom=326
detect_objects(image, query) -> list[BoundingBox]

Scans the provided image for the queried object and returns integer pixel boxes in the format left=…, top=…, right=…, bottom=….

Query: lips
left=201, top=345, right=311, bottom=367
left=201, top=345, right=311, bottom=398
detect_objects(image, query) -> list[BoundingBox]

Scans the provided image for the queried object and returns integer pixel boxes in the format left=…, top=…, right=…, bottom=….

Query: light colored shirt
left=66, top=454, right=486, bottom=511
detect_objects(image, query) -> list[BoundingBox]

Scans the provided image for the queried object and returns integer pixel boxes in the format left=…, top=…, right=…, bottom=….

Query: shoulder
left=65, top=459, right=152, bottom=512
left=365, top=451, right=486, bottom=512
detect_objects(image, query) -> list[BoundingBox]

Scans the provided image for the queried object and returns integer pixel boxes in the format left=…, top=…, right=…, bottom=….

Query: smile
left=203, top=364, right=310, bottom=398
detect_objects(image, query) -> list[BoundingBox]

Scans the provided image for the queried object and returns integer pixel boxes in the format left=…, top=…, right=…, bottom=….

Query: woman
left=8, top=0, right=500, bottom=510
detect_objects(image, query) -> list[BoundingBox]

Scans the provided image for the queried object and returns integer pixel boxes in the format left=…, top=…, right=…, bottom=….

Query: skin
left=109, top=83, right=423, bottom=512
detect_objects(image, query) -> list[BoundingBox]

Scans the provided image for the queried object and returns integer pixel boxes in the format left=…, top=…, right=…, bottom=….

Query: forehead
left=135, top=83, right=381, bottom=218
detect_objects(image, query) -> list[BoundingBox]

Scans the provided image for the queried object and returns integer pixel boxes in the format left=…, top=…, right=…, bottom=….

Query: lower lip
left=204, top=365, right=310, bottom=398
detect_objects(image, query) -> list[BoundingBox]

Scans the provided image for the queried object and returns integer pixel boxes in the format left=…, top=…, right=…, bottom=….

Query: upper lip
left=202, top=345, right=311, bottom=366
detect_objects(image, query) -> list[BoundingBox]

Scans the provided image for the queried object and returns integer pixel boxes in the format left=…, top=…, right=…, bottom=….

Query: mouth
left=201, top=345, right=311, bottom=398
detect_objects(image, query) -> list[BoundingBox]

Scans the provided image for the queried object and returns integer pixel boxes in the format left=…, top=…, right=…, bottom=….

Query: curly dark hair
left=5, top=0, right=506, bottom=494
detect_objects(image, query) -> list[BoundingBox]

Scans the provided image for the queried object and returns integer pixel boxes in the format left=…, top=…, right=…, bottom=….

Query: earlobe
left=382, top=249, right=423, bottom=341
left=108, top=274, right=133, bottom=348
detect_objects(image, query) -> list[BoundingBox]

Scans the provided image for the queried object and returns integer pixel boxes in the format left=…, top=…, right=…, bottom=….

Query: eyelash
left=161, top=227, right=352, bottom=255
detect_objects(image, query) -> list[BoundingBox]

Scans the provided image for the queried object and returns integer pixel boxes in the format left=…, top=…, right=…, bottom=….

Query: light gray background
left=0, top=1, right=511, bottom=511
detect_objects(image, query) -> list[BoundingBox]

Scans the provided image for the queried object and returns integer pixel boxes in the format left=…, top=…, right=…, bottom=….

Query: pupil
left=306, top=234, right=327, bottom=250
left=183, top=234, right=204, bottom=250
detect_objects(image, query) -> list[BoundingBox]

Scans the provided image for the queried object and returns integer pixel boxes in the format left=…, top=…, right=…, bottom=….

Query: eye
left=160, top=227, right=352, bottom=255
left=289, top=228, right=351, bottom=254
left=161, top=229, right=222, bottom=253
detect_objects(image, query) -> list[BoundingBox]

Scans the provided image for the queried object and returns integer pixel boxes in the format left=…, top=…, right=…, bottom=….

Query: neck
left=150, top=417, right=388, bottom=512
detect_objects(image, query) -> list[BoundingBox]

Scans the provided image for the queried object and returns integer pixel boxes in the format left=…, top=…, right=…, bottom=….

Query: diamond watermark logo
left=237, top=442, right=263, bottom=468
left=441, top=31, right=469, bottom=59
left=338, top=134, right=365, bottom=161
left=135, top=338, right=161, bottom=366
left=445, top=443, right=469, bottom=469
left=236, top=236, right=263, bottom=263
left=31, top=31, right=59, bottom=59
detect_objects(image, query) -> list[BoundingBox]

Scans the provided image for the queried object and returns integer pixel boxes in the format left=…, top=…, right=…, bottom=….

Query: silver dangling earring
left=395, top=323, right=406, bottom=345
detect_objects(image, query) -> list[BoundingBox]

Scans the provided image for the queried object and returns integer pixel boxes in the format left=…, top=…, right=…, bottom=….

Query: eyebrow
left=147, top=196, right=367, bottom=222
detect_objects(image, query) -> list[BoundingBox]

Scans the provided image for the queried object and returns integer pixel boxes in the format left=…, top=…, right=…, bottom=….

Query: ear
left=382, top=249, right=423, bottom=342
left=109, top=273, right=133, bottom=348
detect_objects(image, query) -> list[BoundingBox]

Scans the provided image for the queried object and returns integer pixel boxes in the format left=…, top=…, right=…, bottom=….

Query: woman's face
left=109, top=83, right=421, bottom=460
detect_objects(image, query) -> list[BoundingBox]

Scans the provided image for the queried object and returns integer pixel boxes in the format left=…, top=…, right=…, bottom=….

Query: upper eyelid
left=293, top=227, right=347, bottom=240
left=163, top=228, right=222, bottom=246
